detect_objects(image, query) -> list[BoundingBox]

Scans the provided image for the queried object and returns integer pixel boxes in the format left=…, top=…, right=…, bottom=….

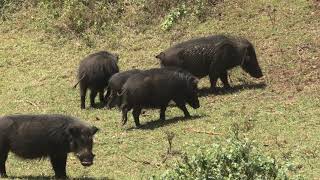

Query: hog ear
left=114, top=54, right=120, bottom=63
left=91, top=126, right=99, bottom=135
left=68, top=126, right=81, bottom=138
left=193, top=78, right=199, bottom=84
left=190, top=77, right=199, bottom=85
left=155, top=52, right=165, bottom=60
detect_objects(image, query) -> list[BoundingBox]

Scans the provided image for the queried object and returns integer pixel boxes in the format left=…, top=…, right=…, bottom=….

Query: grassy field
left=0, top=0, right=319, bottom=179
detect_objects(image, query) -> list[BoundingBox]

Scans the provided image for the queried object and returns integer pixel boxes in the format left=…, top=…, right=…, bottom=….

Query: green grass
left=0, top=0, right=319, bottom=179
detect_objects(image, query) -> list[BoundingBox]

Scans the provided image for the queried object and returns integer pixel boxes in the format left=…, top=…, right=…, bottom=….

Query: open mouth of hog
left=80, top=160, right=93, bottom=167
left=76, top=153, right=94, bottom=167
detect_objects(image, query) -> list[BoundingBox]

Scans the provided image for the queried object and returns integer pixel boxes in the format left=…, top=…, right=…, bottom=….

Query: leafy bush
left=0, top=0, right=222, bottom=34
left=155, top=135, right=296, bottom=180
left=0, top=0, right=25, bottom=20
left=42, top=0, right=124, bottom=35
left=161, top=4, right=187, bottom=31
left=160, top=0, right=221, bottom=31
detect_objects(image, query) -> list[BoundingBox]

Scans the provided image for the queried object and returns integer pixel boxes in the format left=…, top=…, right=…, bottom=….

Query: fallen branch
left=25, top=100, right=39, bottom=108
left=185, top=128, right=222, bottom=136
left=161, top=150, right=182, bottom=163
left=123, top=154, right=159, bottom=167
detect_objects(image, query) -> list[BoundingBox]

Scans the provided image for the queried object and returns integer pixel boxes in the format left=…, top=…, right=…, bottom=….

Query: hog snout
left=190, top=100, right=200, bottom=109
left=251, top=70, right=263, bottom=78
left=81, top=161, right=93, bottom=167
left=77, top=152, right=95, bottom=167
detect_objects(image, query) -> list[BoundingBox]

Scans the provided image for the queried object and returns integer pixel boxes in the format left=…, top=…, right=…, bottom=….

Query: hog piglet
left=156, top=35, right=263, bottom=92
left=74, top=51, right=119, bottom=109
left=105, top=69, right=142, bottom=109
left=120, top=68, right=200, bottom=127
left=0, top=114, right=99, bottom=179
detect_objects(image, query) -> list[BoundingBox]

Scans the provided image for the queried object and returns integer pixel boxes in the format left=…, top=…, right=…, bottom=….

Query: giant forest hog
left=0, top=114, right=99, bottom=179
left=75, top=51, right=119, bottom=109
left=120, top=68, right=200, bottom=127
left=105, top=69, right=142, bottom=109
left=156, top=35, right=263, bottom=92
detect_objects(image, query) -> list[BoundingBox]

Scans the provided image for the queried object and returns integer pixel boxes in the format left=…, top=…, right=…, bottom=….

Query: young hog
left=120, top=68, right=200, bottom=127
left=156, top=35, right=263, bottom=92
left=105, top=69, right=142, bottom=109
left=0, top=114, right=99, bottom=179
left=74, top=51, right=119, bottom=109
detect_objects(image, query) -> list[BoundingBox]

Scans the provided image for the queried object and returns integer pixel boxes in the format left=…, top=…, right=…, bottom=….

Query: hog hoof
left=224, top=85, right=231, bottom=90
left=135, top=123, right=141, bottom=128
left=0, top=174, right=8, bottom=178
left=55, top=175, right=68, bottom=180
left=121, top=121, right=127, bottom=126
left=210, top=87, right=219, bottom=94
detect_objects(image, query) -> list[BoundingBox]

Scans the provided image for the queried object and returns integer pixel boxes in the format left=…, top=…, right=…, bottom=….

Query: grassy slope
left=0, top=0, right=319, bottom=179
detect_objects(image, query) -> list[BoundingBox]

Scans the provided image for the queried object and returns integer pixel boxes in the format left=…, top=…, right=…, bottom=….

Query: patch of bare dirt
left=265, top=42, right=320, bottom=93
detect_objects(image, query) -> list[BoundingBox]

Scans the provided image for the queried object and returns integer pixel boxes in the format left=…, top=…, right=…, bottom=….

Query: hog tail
left=73, top=74, right=86, bottom=88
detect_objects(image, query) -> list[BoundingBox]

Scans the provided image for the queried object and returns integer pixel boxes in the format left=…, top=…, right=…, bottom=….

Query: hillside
left=0, top=0, right=319, bottom=179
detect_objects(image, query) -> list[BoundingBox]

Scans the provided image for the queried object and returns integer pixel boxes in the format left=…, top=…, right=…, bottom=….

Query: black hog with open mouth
left=0, top=114, right=99, bottom=179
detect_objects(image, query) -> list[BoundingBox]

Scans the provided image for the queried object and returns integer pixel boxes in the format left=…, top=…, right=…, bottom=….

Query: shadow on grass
left=8, top=176, right=110, bottom=180
left=198, top=82, right=267, bottom=97
left=127, top=114, right=206, bottom=131
left=84, top=102, right=106, bottom=110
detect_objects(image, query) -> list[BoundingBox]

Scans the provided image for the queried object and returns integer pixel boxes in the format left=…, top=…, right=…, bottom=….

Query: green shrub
left=0, top=0, right=221, bottom=34
left=45, top=0, right=124, bottom=35
left=160, top=0, right=221, bottom=31
left=161, top=4, right=187, bottom=31
left=155, top=135, right=298, bottom=180
left=0, top=0, right=24, bottom=20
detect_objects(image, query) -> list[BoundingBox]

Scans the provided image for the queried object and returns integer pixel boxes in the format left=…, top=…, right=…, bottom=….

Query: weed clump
left=0, top=0, right=222, bottom=34
left=155, top=134, right=299, bottom=180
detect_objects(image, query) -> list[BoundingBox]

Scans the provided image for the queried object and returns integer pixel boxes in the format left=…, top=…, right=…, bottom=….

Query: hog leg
left=50, top=153, right=68, bottom=179
left=106, top=96, right=112, bottom=109
left=159, top=106, right=167, bottom=121
left=107, top=96, right=116, bottom=109
left=80, top=83, right=88, bottom=109
left=106, top=91, right=118, bottom=109
left=0, top=146, right=8, bottom=178
left=208, top=71, right=219, bottom=93
left=104, top=88, right=112, bottom=107
left=219, top=71, right=231, bottom=89
left=174, top=100, right=191, bottom=118
left=99, top=88, right=105, bottom=104
left=90, top=89, right=98, bottom=108
left=115, top=96, right=122, bottom=109
left=122, top=107, right=129, bottom=125
left=132, top=107, right=142, bottom=127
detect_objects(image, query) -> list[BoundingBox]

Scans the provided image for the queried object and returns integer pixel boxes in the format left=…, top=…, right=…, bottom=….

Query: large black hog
left=105, top=69, right=142, bottom=109
left=74, top=51, right=119, bottom=109
left=156, top=35, right=263, bottom=92
left=0, top=114, right=99, bottom=179
left=120, top=68, right=200, bottom=127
